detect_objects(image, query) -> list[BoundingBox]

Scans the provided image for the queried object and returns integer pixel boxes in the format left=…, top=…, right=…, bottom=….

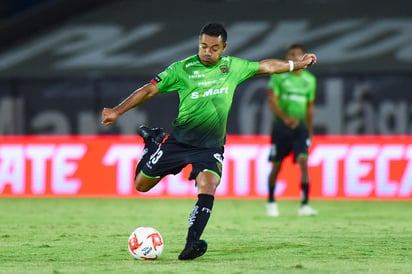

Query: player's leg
left=134, top=125, right=168, bottom=192
left=178, top=148, right=223, bottom=260
left=293, top=127, right=317, bottom=216
left=267, top=122, right=291, bottom=217
left=134, top=173, right=162, bottom=192
left=296, top=154, right=317, bottom=216
left=267, top=160, right=282, bottom=217
left=268, top=160, right=282, bottom=202
left=188, top=171, right=220, bottom=242
left=297, top=154, right=310, bottom=205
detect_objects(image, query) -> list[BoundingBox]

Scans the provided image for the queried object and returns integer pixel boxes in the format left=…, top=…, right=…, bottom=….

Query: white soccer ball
left=128, top=226, right=164, bottom=260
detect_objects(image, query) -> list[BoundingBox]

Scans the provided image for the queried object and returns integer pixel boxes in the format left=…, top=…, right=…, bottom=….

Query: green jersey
left=154, top=55, right=259, bottom=148
left=267, top=70, right=316, bottom=123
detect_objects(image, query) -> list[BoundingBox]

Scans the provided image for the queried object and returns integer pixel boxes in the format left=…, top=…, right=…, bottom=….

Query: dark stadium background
left=1, top=0, right=411, bottom=136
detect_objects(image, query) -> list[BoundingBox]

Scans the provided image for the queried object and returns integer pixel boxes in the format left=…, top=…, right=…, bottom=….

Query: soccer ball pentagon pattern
left=128, top=227, right=164, bottom=260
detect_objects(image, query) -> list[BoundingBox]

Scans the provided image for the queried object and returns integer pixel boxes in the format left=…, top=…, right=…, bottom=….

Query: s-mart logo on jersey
left=0, top=135, right=411, bottom=199
left=191, top=87, right=229, bottom=99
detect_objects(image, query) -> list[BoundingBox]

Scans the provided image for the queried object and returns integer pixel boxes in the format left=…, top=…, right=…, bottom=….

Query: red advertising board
left=0, top=135, right=411, bottom=199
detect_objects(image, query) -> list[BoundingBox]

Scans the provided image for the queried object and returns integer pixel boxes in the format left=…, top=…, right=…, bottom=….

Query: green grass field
left=0, top=198, right=411, bottom=274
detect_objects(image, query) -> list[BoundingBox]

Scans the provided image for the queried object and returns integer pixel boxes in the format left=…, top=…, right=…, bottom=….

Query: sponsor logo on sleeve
left=150, top=75, right=162, bottom=85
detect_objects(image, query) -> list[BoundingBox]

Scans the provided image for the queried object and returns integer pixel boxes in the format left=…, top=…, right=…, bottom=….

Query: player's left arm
left=255, top=54, right=316, bottom=76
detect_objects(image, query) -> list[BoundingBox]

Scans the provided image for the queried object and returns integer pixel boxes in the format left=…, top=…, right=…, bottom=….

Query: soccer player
left=101, top=23, right=317, bottom=260
left=266, top=44, right=318, bottom=217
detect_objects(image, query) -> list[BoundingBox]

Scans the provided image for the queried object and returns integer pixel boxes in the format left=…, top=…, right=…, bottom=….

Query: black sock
left=185, top=194, right=214, bottom=245
left=268, top=184, right=276, bottom=203
left=301, top=182, right=309, bottom=205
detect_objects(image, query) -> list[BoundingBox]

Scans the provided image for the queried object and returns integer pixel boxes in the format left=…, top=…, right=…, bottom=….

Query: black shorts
left=268, top=121, right=310, bottom=163
left=138, top=134, right=224, bottom=181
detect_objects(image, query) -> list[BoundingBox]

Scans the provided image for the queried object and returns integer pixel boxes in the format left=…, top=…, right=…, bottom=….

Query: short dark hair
left=200, top=23, right=227, bottom=42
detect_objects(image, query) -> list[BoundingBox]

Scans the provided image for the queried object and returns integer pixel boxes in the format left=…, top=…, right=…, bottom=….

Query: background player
left=266, top=44, right=318, bottom=217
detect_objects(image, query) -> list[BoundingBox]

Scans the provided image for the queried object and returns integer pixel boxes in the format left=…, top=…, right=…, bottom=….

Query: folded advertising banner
left=0, top=135, right=411, bottom=199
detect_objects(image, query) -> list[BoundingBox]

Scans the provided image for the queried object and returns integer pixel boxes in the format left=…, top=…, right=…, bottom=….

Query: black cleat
left=136, top=125, right=167, bottom=145
left=178, top=240, right=208, bottom=260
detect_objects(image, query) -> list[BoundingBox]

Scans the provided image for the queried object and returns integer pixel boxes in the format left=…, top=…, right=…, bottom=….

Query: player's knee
left=199, top=179, right=219, bottom=189
left=135, top=182, right=148, bottom=192
left=297, top=155, right=308, bottom=165
left=135, top=185, right=149, bottom=192
left=134, top=177, right=150, bottom=192
left=197, top=173, right=220, bottom=194
left=135, top=175, right=161, bottom=192
left=198, top=183, right=219, bottom=195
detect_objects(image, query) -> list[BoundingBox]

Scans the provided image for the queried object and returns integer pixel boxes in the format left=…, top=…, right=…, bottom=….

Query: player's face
left=198, top=34, right=227, bottom=66
left=287, top=48, right=305, bottom=62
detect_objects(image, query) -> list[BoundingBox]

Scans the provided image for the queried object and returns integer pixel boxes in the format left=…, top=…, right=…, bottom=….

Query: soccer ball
left=128, top=226, right=164, bottom=260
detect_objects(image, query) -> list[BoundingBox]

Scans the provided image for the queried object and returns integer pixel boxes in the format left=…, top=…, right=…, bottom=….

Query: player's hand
left=101, top=107, right=120, bottom=126
left=283, top=117, right=299, bottom=129
left=302, top=53, right=317, bottom=67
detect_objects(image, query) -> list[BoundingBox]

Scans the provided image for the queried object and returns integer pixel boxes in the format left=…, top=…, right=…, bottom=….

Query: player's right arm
left=101, top=83, right=159, bottom=126
left=256, top=54, right=316, bottom=76
left=267, top=90, right=299, bottom=129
